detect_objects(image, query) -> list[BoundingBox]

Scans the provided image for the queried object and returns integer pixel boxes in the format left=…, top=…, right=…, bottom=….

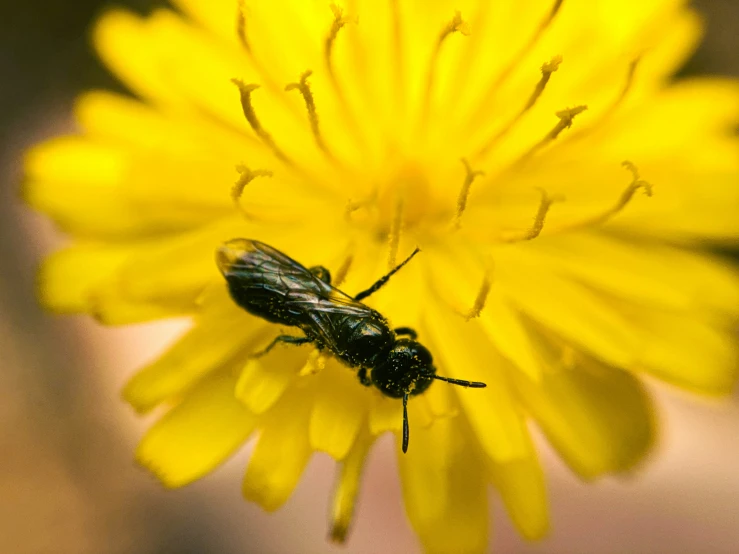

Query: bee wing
left=282, top=291, right=373, bottom=352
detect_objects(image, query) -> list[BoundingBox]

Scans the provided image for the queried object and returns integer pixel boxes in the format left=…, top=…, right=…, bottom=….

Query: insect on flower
left=216, top=239, right=487, bottom=452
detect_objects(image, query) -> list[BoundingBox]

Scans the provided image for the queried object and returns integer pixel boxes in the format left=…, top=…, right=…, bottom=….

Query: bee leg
left=357, top=367, right=372, bottom=387
left=308, top=265, right=332, bottom=284
left=394, top=326, right=418, bottom=340
left=353, top=247, right=420, bottom=301
left=251, top=334, right=312, bottom=358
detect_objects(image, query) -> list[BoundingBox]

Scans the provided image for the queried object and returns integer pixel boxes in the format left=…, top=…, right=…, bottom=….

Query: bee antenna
left=402, top=393, right=410, bottom=453
left=433, top=375, right=487, bottom=388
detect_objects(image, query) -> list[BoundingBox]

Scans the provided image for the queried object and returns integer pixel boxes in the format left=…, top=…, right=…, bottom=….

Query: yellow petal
left=309, top=361, right=368, bottom=460
left=136, top=371, right=257, bottom=488
left=424, top=300, right=531, bottom=462
left=369, top=392, right=403, bottom=435
left=329, top=426, right=374, bottom=543
left=37, top=242, right=128, bottom=314
left=425, top=244, right=542, bottom=380
left=487, top=436, right=549, bottom=540
left=514, top=356, right=656, bottom=479
left=93, top=10, right=179, bottom=105
left=235, top=345, right=308, bottom=414
left=632, top=308, right=739, bottom=395
left=123, top=286, right=265, bottom=412
left=242, top=385, right=315, bottom=511
left=398, top=414, right=488, bottom=554
left=498, top=256, right=642, bottom=368
left=522, top=233, right=739, bottom=317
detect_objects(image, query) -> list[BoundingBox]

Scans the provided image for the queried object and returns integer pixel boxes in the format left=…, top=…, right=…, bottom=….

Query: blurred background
left=1, top=1, right=738, bottom=553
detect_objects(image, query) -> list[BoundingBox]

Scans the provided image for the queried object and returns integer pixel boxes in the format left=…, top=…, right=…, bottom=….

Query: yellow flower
left=24, top=0, right=739, bottom=551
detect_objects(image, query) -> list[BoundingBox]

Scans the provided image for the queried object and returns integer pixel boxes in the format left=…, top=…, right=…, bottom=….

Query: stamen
left=513, top=105, right=587, bottom=167
left=476, top=56, right=563, bottom=159
left=235, top=1, right=300, bottom=117
left=325, top=4, right=347, bottom=83
left=465, top=268, right=493, bottom=320
left=587, top=161, right=653, bottom=225
left=285, top=70, right=336, bottom=161
left=231, top=79, right=294, bottom=166
left=235, top=0, right=251, bottom=53
left=390, top=0, right=405, bottom=111
left=333, top=254, right=354, bottom=287
left=323, top=4, right=366, bottom=149
left=231, top=164, right=273, bottom=217
left=454, top=158, right=486, bottom=229
left=387, top=197, right=405, bottom=270
left=502, top=188, right=564, bottom=242
left=570, top=57, right=641, bottom=141
left=469, top=0, right=565, bottom=123
left=554, top=161, right=653, bottom=232
left=421, top=11, right=471, bottom=125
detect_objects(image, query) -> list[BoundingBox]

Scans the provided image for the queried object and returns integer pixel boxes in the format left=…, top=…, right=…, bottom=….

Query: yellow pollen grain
left=454, top=158, right=486, bottom=229
left=421, top=11, right=470, bottom=126
left=231, top=79, right=294, bottom=166
left=231, top=164, right=273, bottom=217
left=514, top=104, right=588, bottom=167
left=285, top=70, right=336, bottom=161
left=299, top=349, right=328, bottom=377
left=476, top=55, right=563, bottom=159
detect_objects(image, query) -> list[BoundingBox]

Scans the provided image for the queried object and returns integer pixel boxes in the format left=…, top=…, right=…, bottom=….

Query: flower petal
left=136, top=371, right=257, bottom=488
left=123, top=286, right=265, bottom=412
left=514, top=356, right=656, bottom=479
left=329, top=425, right=374, bottom=543
left=498, top=257, right=642, bottom=368
left=424, top=300, right=531, bottom=462
left=398, top=413, right=488, bottom=554
left=488, top=441, right=549, bottom=541
left=235, top=345, right=308, bottom=414
left=632, top=308, right=739, bottom=395
left=309, top=361, right=368, bottom=460
left=242, top=385, right=315, bottom=511
left=522, top=233, right=739, bottom=317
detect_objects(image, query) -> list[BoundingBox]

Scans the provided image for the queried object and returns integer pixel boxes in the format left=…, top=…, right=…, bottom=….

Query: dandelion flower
left=25, top=0, right=739, bottom=551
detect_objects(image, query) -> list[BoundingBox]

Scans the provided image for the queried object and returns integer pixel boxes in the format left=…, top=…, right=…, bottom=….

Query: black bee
left=216, top=239, right=486, bottom=452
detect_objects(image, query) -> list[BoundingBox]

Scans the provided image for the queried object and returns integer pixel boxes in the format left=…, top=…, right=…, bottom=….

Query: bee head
left=371, top=338, right=435, bottom=399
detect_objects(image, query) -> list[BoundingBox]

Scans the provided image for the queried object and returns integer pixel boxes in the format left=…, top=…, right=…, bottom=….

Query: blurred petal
left=514, top=356, right=656, bottom=479
left=243, top=386, right=315, bottom=511
left=123, top=287, right=265, bottom=412
left=309, top=361, right=369, bottom=460
left=136, top=371, right=257, bottom=488
left=399, top=414, right=488, bottom=554
left=425, top=300, right=531, bottom=462
left=329, top=426, right=374, bottom=543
